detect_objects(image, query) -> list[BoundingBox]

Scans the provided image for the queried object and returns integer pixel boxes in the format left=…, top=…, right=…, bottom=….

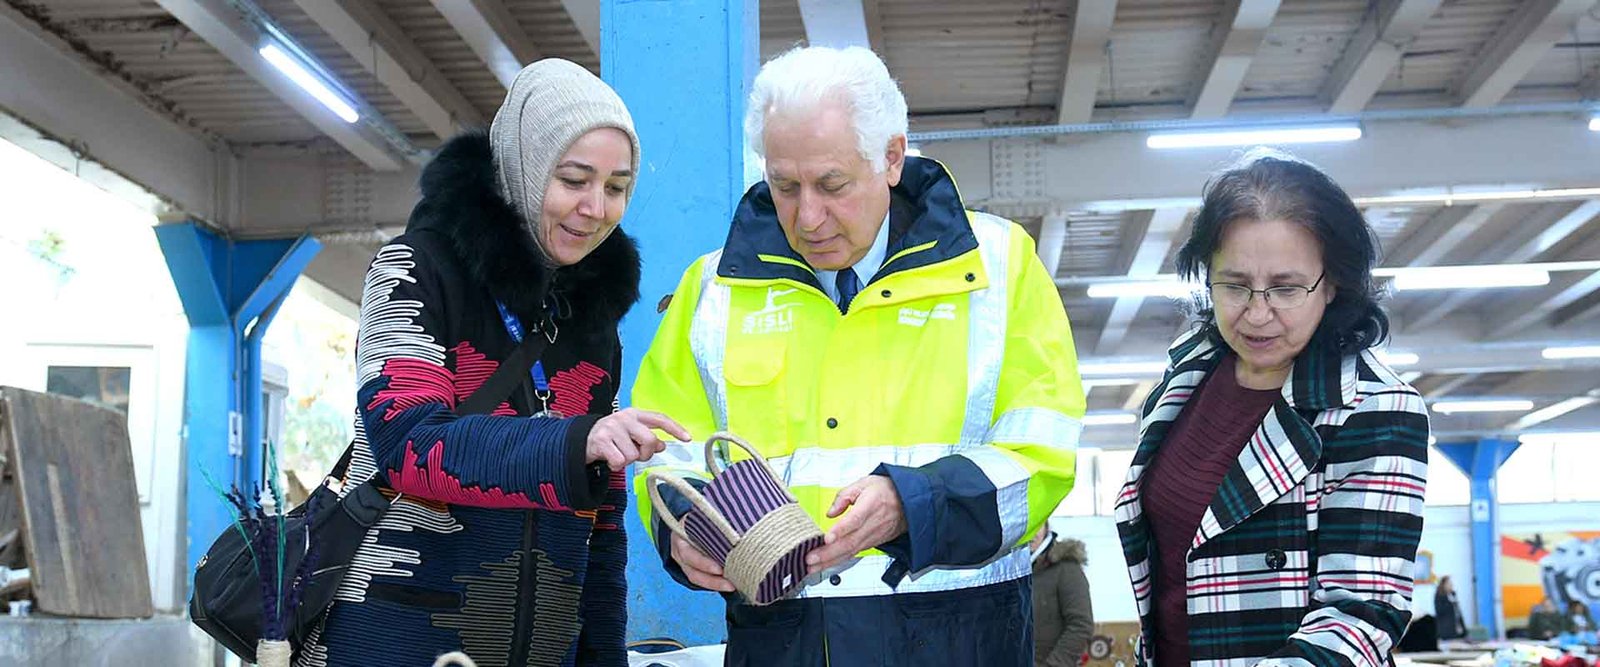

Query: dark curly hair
left=1175, top=150, right=1389, bottom=354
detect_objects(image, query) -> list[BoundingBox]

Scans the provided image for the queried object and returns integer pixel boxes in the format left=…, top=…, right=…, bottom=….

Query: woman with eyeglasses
left=1113, top=151, right=1430, bottom=667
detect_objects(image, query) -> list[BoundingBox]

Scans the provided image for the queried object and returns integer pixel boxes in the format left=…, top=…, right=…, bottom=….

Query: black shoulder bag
left=189, top=332, right=548, bottom=661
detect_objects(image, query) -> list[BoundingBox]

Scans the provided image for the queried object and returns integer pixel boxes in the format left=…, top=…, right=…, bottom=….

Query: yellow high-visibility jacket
left=633, top=156, right=1087, bottom=599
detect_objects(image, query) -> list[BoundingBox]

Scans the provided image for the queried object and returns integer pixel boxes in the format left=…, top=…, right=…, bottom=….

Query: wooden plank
left=0, top=431, right=23, bottom=569
left=0, top=386, right=151, bottom=618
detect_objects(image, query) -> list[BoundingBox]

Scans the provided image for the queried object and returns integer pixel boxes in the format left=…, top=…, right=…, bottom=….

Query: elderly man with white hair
left=632, top=45, right=1087, bottom=665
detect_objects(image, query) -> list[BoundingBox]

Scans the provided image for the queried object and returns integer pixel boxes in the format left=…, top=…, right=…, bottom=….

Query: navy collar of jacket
left=1164, top=326, right=1357, bottom=412
left=715, top=156, right=979, bottom=289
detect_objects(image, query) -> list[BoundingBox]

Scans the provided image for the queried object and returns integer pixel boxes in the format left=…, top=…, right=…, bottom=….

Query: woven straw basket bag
left=646, top=432, right=824, bottom=605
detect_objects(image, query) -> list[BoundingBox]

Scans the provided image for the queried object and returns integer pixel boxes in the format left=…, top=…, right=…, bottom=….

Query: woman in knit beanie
left=300, top=59, right=689, bottom=667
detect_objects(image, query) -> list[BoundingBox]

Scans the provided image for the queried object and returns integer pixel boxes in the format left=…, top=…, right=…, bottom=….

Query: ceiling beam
left=1505, top=393, right=1600, bottom=432
left=558, top=0, right=600, bottom=58
left=1384, top=203, right=1502, bottom=267
left=1321, top=0, right=1443, bottom=113
left=1095, top=208, right=1187, bottom=354
left=1489, top=270, right=1600, bottom=338
left=154, top=0, right=407, bottom=170
left=1056, top=0, right=1117, bottom=124
left=1555, top=286, right=1600, bottom=326
left=231, top=113, right=1600, bottom=255
left=1406, top=200, right=1600, bottom=331
left=1456, top=0, right=1596, bottom=107
left=1423, top=373, right=1481, bottom=400
left=926, top=111, right=1600, bottom=213
left=1488, top=232, right=1600, bottom=338
left=1188, top=0, right=1281, bottom=119
left=429, top=0, right=540, bottom=89
left=1474, top=371, right=1600, bottom=434
left=293, top=0, right=483, bottom=139
left=0, top=5, right=224, bottom=224
left=798, top=0, right=872, bottom=48
left=1493, top=370, right=1600, bottom=431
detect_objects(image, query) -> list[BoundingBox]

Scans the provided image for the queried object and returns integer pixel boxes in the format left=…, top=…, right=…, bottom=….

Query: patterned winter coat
left=297, top=131, right=640, bottom=667
left=1115, top=327, right=1430, bottom=667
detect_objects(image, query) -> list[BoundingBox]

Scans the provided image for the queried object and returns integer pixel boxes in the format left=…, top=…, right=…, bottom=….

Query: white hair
left=745, top=46, right=909, bottom=174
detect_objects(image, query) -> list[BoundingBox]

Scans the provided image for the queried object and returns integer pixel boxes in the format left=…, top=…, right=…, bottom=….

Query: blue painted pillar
left=154, top=222, right=321, bottom=586
left=1437, top=438, right=1520, bottom=639
left=603, top=0, right=759, bottom=645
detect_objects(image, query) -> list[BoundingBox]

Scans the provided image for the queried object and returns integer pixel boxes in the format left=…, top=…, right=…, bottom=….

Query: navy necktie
left=835, top=268, right=861, bottom=314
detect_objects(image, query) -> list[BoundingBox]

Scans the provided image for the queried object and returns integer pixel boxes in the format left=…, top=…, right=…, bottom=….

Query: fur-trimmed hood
left=404, top=131, right=640, bottom=340
left=1035, top=536, right=1088, bottom=571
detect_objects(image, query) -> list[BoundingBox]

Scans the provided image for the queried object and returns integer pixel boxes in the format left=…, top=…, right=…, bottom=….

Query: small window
left=46, top=365, right=132, bottom=415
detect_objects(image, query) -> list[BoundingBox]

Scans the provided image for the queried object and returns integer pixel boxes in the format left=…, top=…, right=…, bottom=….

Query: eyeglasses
left=1207, top=272, right=1325, bottom=310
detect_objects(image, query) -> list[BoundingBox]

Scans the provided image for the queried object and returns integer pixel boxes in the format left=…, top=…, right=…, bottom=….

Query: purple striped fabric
left=679, top=458, right=815, bottom=603
left=682, top=510, right=733, bottom=563
left=756, top=535, right=825, bottom=604
left=702, top=460, right=792, bottom=534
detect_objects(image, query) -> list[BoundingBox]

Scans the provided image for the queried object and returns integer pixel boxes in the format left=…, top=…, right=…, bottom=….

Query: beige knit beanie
left=490, top=58, right=641, bottom=245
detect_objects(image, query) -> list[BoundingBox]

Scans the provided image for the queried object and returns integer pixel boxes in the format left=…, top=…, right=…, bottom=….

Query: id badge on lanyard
left=494, top=301, right=563, bottom=419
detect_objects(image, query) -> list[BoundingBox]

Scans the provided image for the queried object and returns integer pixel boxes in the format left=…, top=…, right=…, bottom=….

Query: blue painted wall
left=602, top=0, right=760, bottom=645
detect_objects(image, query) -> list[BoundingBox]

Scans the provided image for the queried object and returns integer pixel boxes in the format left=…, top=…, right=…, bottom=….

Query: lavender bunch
left=201, top=442, right=321, bottom=643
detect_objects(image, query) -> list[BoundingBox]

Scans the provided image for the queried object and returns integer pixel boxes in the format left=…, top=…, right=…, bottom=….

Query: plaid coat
left=1115, top=327, right=1430, bottom=667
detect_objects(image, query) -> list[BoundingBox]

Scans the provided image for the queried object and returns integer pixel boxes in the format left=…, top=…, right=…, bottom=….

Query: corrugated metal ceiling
left=19, top=0, right=1597, bottom=149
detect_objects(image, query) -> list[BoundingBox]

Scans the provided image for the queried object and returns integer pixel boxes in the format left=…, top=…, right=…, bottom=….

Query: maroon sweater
left=1140, top=354, right=1280, bottom=667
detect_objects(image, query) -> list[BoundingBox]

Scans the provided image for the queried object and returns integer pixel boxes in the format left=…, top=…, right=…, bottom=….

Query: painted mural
left=1502, top=532, right=1600, bottom=627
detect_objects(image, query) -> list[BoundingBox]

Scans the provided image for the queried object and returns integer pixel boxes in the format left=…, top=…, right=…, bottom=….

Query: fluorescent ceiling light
left=1519, top=431, right=1600, bottom=446
left=1542, top=345, right=1600, bottom=360
left=1432, top=399, right=1535, bottom=415
left=1591, top=117, right=1600, bottom=132
left=1146, top=124, right=1361, bottom=150
left=1389, top=266, right=1549, bottom=291
left=1372, top=261, right=1600, bottom=277
left=1080, top=361, right=1168, bottom=377
left=1083, top=412, right=1138, bottom=426
left=259, top=42, right=359, bottom=123
left=906, top=145, right=923, bottom=157
left=1086, top=280, right=1196, bottom=299
left=1376, top=351, right=1419, bottom=367
left=1077, top=197, right=1203, bottom=214
left=1356, top=187, right=1600, bottom=206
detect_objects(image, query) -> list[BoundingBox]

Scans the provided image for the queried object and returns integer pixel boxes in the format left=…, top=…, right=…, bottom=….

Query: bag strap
left=330, top=333, right=550, bottom=481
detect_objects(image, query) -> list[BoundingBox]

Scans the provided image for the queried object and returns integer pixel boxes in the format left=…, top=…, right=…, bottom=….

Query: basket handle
left=704, top=431, right=772, bottom=477
left=645, top=469, right=740, bottom=544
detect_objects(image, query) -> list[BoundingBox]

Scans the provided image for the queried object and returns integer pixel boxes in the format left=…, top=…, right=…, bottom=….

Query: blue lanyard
left=494, top=301, right=551, bottom=394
